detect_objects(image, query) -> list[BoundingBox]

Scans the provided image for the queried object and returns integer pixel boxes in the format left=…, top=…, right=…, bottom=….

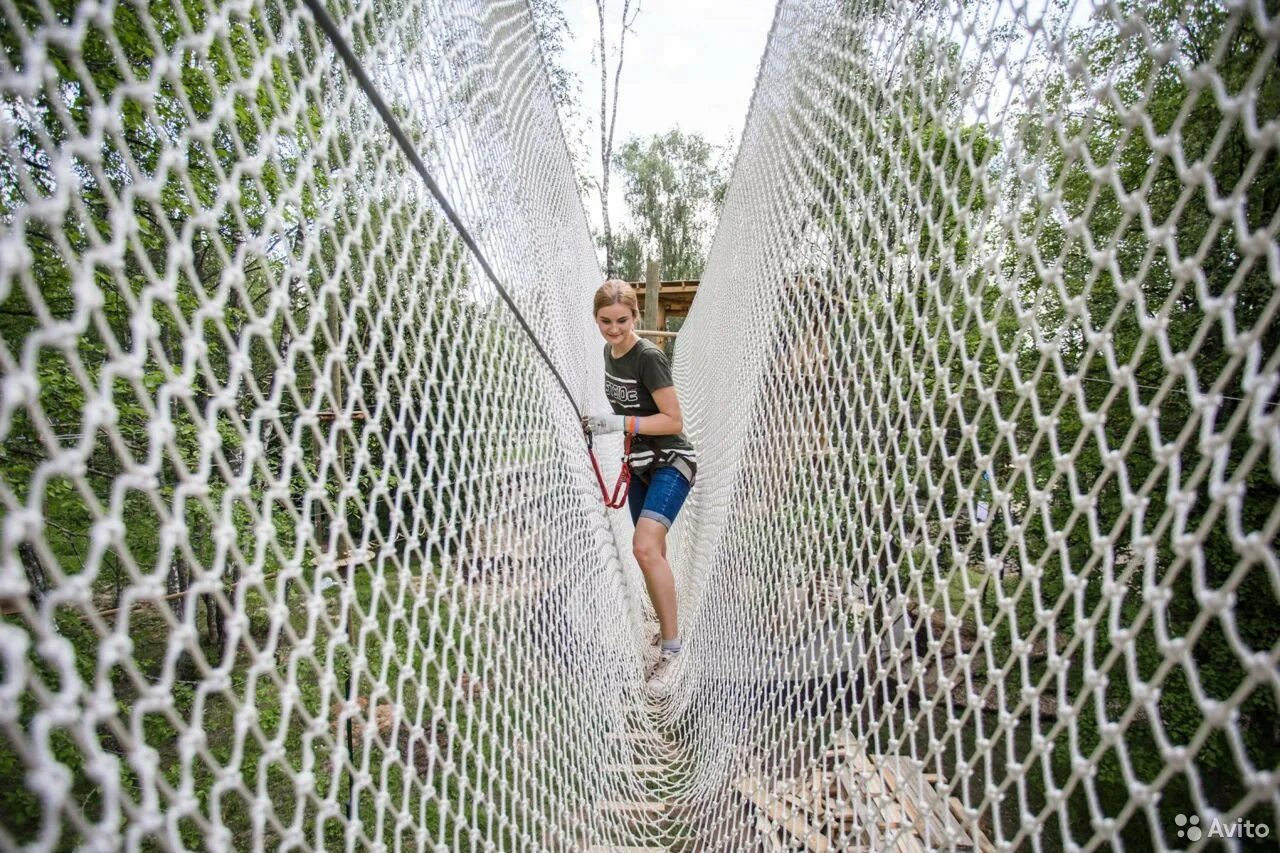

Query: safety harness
left=586, top=431, right=633, bottom=508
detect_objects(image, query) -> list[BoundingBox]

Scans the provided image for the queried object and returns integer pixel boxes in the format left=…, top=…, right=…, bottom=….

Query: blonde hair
left=593, top=278, right=639, bottom=318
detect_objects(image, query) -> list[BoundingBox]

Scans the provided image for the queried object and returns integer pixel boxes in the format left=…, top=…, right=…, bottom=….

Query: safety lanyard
left=587, top=432, right=632, bottom=508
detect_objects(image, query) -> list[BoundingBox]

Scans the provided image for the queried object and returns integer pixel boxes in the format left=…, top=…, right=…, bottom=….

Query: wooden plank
left=780, top=790, right=823, bottom=816
left=834, top=765, right=912, bottom=853
left=881, top=756, right=966, bottom=851
left=810, top=769, right=841, bottom=801
left=834, top=764, right=885, bottom=798
left=756, top=816, right=789, bottom=853
left=885, top=799, right=928, bottom=852
left=848, top=750, right=879, bottom=777
left=879, top=760, right=929, bottom=848
left=873, top=800, right=906, bottom=829
left=790, top=774, right=857, bottom=826
left=916, top=794, right=964, bottom=847
left=948, top=798, right=997, bottom=853
left=607, top=733, right=679, bottom=757
left=830, top=729, right=859, bottom=751
left=604, top=763, right=666, bottom=774
left=825, top=740, right=992, bottom=852
left=736, top=774, right=834, bottom=853
left=598, top=801, right=668, bottom=816
left=891, top=826, right=927, bottom=853
left=903, top=769, right=976, bottom=848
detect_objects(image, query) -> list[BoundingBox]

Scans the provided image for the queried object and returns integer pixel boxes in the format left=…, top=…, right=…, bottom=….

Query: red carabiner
left=587, top=432, right=632, bottom=508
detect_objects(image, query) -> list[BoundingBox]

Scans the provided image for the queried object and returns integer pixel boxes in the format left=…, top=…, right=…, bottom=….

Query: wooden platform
left=736, top=731, right=995, bottom=852
left=631, top=279, right=699, bottom=320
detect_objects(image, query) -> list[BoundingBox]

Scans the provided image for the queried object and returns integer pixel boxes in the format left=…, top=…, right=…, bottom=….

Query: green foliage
left=802, top=0, right=1278, bottom=846
left=612, top=228, right=646, bottom=282
left=529, top=0, right=578, bottom=115
left=614, top=128, right=729, bottom=279
left=0, top=0, right=520, bottom=847
left=1002, top=0, right=1279, bottom=804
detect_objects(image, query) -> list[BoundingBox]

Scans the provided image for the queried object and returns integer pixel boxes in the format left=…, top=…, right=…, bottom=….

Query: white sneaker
left=646, top=649, right=681, bottom=696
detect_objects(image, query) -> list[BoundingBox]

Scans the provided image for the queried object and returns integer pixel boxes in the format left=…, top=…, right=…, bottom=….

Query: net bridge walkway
left=0, top=0, right=1277, bottom=851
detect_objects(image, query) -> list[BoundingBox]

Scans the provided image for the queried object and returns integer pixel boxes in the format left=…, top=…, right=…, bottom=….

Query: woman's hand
left=582, top=414, right=627, bottom=435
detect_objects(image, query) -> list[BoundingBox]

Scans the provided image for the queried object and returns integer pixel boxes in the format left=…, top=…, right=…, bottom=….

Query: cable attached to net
left=299, top=0, right=630, bottom=507
left=299, top=0, right=580, bottom=419
left=589, top=433, right=633, bottom=509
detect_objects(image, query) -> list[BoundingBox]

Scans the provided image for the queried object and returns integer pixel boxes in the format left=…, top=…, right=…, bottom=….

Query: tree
left=0, top=0, right=487, bottom=845
left=1019, top=0, right=1279, bottom=809
left=614, top=129, right=728, bottom=280
left=788, top=0, right=1277, bottom=846
left=529, top=0, right=641, bottom=272
left=595, top=0, right=640, bottom=275
left=611, top=229, right=645, bottom=281
left=529, top=0, right=589, bottom=191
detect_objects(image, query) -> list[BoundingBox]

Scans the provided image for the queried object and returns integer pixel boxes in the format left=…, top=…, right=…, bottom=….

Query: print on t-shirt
left=605, top=371, right=640, bottom=408
left=603, top=338, right=698, bottom=487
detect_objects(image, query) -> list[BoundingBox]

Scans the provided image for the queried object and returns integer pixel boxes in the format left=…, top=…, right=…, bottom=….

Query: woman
left=582, top=279, right=697, bottom=690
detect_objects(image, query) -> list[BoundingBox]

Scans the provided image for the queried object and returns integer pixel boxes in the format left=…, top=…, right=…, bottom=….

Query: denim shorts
left=628, top=466, right=691, bottom=529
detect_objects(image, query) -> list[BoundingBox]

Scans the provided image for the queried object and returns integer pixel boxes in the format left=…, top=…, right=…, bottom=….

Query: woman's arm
left=629, top=386, right=683, bottom=436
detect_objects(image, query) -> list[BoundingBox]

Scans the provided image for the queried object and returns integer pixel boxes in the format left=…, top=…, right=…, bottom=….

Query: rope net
left=1, top=0, right=1277, bottom=852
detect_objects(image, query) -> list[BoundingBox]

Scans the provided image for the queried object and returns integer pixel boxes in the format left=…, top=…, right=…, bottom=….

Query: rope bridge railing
left=0, top=0, right=621, bottom=850
left=1, top=0, right=1277, bottom=851
left=673, top=0, right=1279, bottom=850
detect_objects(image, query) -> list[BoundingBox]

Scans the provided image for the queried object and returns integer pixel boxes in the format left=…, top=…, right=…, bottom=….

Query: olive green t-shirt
left=604, top=339, right=697, bottom=485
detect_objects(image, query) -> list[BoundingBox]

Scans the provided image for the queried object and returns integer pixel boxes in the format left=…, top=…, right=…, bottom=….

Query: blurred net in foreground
left=2, top=0, right=1278, bottom=851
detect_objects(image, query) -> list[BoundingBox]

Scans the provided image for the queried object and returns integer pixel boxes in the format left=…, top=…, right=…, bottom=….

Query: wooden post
left=644, top=259, right=661, bottom=333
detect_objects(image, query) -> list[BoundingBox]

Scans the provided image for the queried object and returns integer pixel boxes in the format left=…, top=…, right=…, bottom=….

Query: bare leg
left=633, top=518, right=678, bottom=642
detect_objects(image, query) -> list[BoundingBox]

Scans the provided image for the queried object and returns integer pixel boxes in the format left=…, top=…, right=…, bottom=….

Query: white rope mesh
left=1, top=0, right=1277, bottom=851
left=676, top=0, right=1280, bottom=850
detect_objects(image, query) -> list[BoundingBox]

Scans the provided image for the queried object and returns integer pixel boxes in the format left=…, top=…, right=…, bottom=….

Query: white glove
left=582, top=414, right=626, bottom=435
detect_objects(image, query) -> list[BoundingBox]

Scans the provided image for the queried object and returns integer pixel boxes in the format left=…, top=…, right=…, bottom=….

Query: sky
left=555, top=0, right=778, bottom=232
left=547, top=0, right=1101, bottom=241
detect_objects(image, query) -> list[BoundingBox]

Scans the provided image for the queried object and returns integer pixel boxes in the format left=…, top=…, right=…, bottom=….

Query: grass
left=0, top=557, right=529, bottom=851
